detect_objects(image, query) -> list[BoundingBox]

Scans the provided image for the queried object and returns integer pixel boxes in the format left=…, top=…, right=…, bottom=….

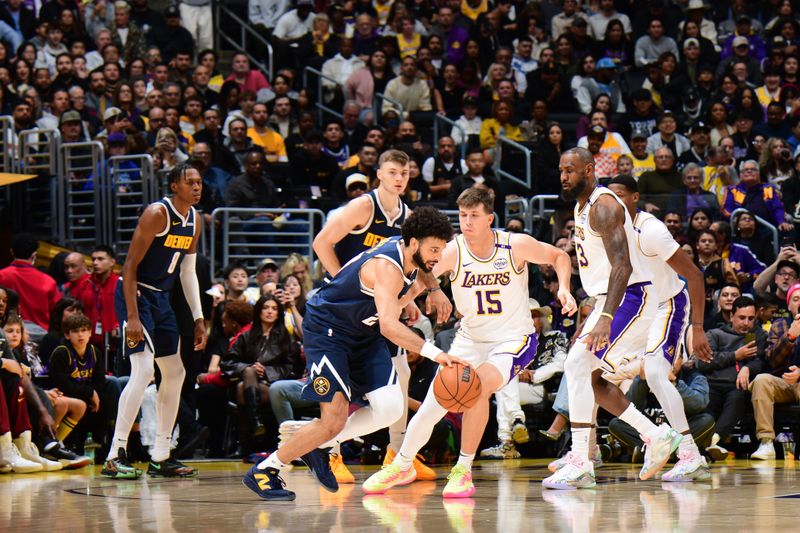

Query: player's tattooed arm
left=586, top=195, right=632, bottom=352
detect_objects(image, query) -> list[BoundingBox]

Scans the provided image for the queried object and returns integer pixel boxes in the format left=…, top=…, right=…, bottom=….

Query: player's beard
left=413, top=250, right=432, bottom=273
left=561, top=175, right=588, bottom=202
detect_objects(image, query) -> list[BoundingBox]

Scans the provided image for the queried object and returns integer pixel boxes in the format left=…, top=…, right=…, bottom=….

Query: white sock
left=395, top=385, right=448, bottom=469
left=388, top=353, right=411, bottom=453
left=572, top=427, right=591, bottom=462
left=456, top=452, right=475, bottom=471
left=678, top=433, right=698, bottom=454
left=619, top=403, right=658, bottom=437
left=151, top=353, right=186, bottom=462
left=106, top=349, right=156, bottom=461
left=330, top=443, right=341, bottom=455
left=258, top=453, right=289, bottom=471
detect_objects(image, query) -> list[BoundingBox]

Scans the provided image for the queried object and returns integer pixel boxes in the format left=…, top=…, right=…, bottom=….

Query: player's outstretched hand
left=193, top=319, right=207, bottom=351
left=691, top=326, right=713, bottom=363
left=434, top=353, right=470, bottom=368
left=557, top=287, right=577, bottom=316
left=584, top=317, right=612, bottom=353
left=426, top=289, right=453, bottom=324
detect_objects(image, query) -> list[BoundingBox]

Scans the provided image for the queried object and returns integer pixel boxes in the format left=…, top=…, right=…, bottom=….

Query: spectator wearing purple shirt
left=724, top=160, right=794, bottom=233
left=429, top=5, right=469, bottom=65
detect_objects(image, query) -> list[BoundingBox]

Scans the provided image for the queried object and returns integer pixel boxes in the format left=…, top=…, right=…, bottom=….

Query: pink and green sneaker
left=362, top=463, right=417, bottom=495
left=442, top=464, right=475, bottom=498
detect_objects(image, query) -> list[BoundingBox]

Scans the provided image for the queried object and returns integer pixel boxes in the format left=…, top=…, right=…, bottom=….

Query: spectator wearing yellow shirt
left=626, top=128, right=655, bottom=179
left=247, top=102, right=288, bottom=163
left=479, top=100, right=522, bottom=150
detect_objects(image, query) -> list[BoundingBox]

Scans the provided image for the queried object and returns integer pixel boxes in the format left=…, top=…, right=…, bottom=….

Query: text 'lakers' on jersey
left=633, top=211, right=684, bottom=302
left=450, top=231, right=534, bottom=343
left=334, top=190, right=409, bottom=266
left=573, top=187, right=652, bottom=297
left=137, top=197, right=196, bottom=292
left=308, top=237, right=417, bottom=338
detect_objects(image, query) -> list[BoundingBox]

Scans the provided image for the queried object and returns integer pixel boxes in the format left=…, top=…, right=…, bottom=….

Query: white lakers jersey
left=449, top=231, right=534, bottom=343
left=573, top=187, right=652, bottom=297
left=633, top=211, right=685, bottom=302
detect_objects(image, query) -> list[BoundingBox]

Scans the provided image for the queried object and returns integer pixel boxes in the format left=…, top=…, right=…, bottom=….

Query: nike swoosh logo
left=462, top=262, right=474, bottom=268
left=172, top=221, right=181, bottom=226
left=375, top=219, right=385, bottom=224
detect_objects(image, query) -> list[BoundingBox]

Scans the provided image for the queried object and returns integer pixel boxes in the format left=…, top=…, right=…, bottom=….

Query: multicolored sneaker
left=383, top=447, right=436, bottom=481
left=242, top=465, right=296, bottom=501
left=548, top=445, right=603, bottom=473
left=442, top=464, right=475, bottom=498
left=362, top=463, right=417, bottom=494
left=640, top=425, right=683, bottom=480
left=147, top=457, right=198, bottom=478
left=662, top=449, right=711, bottom=482
left=479, top=441, right=521, bottom=459
left=102, top=449, right=143, bottom=479
left=511, top=419, right=530, bottom=444
left=542, top=452, right=596, bottom=490
left=329, top=453, right=355, bottom=484
left=301, top=448, right=338, bottom=492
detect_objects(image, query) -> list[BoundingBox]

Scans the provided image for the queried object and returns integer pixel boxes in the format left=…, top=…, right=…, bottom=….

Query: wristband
left=427, top=287, right=442, bottom=293
left=600, top=312, right=614, bottom=321
left=420, top=341, right=443, bottom=361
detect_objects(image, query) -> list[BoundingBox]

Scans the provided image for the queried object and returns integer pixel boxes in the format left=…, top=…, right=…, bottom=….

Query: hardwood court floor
left=2, top=458, right=800, bottom=532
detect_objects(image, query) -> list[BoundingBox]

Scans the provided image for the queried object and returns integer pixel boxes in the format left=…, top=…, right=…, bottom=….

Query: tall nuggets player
left=312, top=149, right=451, bottom=483
left=542, top=148, right=680, bottom=490
left=101, top=162, right=207, bottom=479
left=607, top=175, right=713, bottom=481
left=243, top=207, right=465, bottom=501
left=363, top=187, right=576, bottom=498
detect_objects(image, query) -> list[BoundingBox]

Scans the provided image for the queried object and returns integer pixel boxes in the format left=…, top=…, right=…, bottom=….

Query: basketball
left=433, top=363, right=482, bottom=412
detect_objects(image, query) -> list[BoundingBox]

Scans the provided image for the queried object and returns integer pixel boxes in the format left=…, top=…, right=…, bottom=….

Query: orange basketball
left=433, top=363, right=482, bottom=412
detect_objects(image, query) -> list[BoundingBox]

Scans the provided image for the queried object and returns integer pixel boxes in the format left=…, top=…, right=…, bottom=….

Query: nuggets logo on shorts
left=313, top=377, right=331, bottom=396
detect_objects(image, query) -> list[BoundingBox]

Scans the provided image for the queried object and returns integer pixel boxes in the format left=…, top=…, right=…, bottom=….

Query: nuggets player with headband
left=543, top=148, right=680, bottom=490
left=608, top=175, right=714, bottom=482
left=244, top=207, right=464, bottom=501
left=364, top=187, right=576, bottom=498
left=101, top=162, right=207, bottom=480
left=313, top=149, right=451, bottom=483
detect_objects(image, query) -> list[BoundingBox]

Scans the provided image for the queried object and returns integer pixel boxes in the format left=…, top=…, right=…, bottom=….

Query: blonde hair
left=280, top=253, right=313, bottom=294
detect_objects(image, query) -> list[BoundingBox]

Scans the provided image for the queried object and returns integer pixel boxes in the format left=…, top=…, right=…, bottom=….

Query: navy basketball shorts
left=115, top=280, right=180, bottom=358
left=300, top=318, right=397, bottom=403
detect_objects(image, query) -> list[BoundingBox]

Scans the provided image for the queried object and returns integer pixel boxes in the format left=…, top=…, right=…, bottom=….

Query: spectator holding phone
left=754, top=249, right=800, bottom=322
left=697, top=296, right=766, bottom=460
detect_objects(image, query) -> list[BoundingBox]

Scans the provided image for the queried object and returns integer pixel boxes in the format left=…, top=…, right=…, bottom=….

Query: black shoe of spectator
left=128, top=432, right=150, bottom=463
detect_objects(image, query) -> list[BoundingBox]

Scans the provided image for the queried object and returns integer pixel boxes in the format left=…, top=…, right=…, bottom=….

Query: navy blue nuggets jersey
left=333, top=190, right=409, bottom=266
left=137, top=197, right=197, bottom=292
left=307, top=236, right=417, bottom=339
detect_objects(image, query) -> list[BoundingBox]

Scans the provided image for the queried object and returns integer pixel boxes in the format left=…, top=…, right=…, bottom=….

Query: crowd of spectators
left=4, top=0, right=800, bottom=470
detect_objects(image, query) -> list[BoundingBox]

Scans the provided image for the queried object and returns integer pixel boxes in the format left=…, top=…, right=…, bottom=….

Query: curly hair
left=223, top=300, right=253, bottom=328
left=401, top=206, right=454, bottom=245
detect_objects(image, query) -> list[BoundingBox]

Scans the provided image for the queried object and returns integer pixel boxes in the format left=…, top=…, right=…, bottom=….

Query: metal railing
left=504, top=197, right=530, bottom=232
left=19, top=128, right=59, bottom=236
left=108, top=154, right=156, bottom=261
left=432, top=114, right=467, bottom=159
left=0, top=116, right=16, bottom=172
left=59, top=141, right=105, bottom=251
left=303, top=67, right=344, bottom=124
left=209, top=207, right=326, bottom=274
left=494, top=137, right=532, bottom=189
left=730, top=208, right=779, bottom=258
left=19, top=128, right=59, bottom=176
left=215, top=1, right=273, bottom=80
left=529, top=194, right=561, bottom=242
left=375, top=92, right=405, bottom=121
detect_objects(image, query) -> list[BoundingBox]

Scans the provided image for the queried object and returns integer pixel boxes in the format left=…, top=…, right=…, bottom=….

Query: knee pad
left=367, top=384, right=405, bottom=423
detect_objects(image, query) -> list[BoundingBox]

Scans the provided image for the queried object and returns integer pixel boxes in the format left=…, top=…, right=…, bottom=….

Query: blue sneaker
left=300, top=448, right=339, bottom=492
left=242, top=465, right=296, bottom=501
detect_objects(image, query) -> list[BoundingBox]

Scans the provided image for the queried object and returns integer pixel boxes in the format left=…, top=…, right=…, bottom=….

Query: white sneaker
left=705, top=433, right=730, bottom=462
left=14, top=431, right=62, bottom=472
left=548, top=445, right=603, bottom=473
left=542, top=452, right=596, bottom=490
left=751, top=439, right=776, bottom=460
left=639, top=425, right=682, bottom=480
left=479, top=441, right=520, bottom=459
left=0, top=433, right=43, bottom=474
left=662, top=448, right=710, bottom=482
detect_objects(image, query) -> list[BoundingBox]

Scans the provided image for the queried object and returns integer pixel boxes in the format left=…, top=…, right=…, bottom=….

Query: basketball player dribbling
left=543, top=148, right=681, bottom=490
left=363, top=187, right=576, bottom=498
left=313, top=149, right=450, bottom=483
